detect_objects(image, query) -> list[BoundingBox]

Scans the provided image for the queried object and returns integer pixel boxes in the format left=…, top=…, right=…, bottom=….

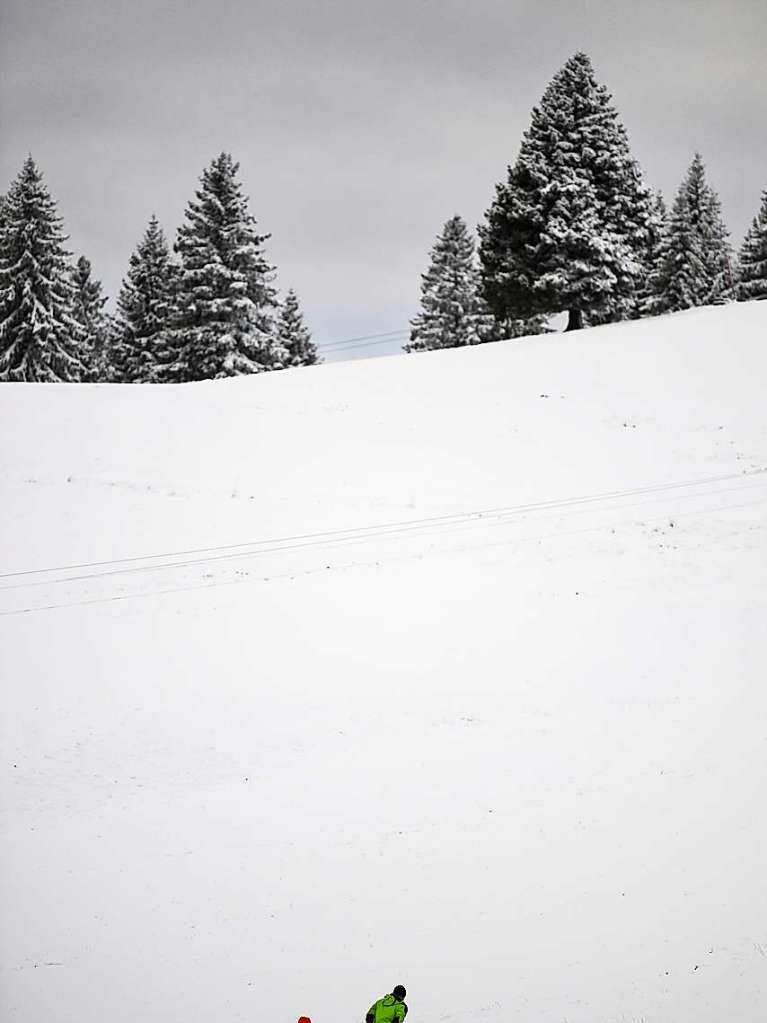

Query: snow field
left=1, top=302, right=766, bottom=1023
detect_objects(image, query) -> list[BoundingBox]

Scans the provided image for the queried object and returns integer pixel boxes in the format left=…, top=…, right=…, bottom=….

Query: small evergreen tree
left=479, top=52, right=655, bottom=331
left=71, top=255, right=110, bottom=380
left=111, top=215, right=175, bottom=382
left=276, top=289, right=319, bottom=366
left=735, top=190, right=767, bottom=302
left=683, top=153, right=731, bottom=303
left=650, top=154, right=731, bottom=313
left=406, top=215, right=491, bottom=352
left=162, top=153, right=280, bottom=381
left=650, top=187, right=708, bottom=313
left=0, top=156, right=86, bottom=382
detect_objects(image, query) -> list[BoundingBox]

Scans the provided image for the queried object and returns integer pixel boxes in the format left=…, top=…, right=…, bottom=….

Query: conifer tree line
left=2, top=53, right=767, bottom=381
left=406, top=52, right=766, bottom=353
left=0, top=153, right=318, bottom=382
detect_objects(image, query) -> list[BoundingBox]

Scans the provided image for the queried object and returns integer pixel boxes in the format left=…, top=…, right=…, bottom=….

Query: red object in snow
left=298, top=1017, right=312, bottom=1023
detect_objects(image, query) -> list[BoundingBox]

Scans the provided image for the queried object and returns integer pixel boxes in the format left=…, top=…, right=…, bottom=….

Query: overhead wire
left=316, top=328, right=409, bottom=355
left=322, top=336, right=409, bottom=355
left=317, top=328, right=409, bottom=352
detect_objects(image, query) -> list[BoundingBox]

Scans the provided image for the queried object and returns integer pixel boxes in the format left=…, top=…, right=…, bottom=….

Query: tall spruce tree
left=735, top=190, right=767, bottom=302
left=650, top=186, right=708, bottom=313
left=479, top=52, right=654, bottom=331
left=0, top=157, right=86, bottom=381
left=71, top=255, right=110, bottom=381
left=683, top=153, right=731, bottom=302
left=406, top=215, right=493, bottom=352
left=162, top=153, right=280, bottom=381
left=111, top=215, right=175, bottom=382
left=276, top=289, right=319, bottom=366
left=650, top=154, right=731, bottom=313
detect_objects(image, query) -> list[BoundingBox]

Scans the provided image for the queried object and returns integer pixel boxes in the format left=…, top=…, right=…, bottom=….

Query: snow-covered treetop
left=0, top=155, right=86, bottom=382
left=736, top=188, right=767, bottom=301
left=162, top=152, right=281, bottom=380
left=480, top=52, right=654, bottom=324
left=276, top=288, right=319, bottom=366
left=407, top=214, right=492, bottom=351
left=175, top=151, right=275, bottom=325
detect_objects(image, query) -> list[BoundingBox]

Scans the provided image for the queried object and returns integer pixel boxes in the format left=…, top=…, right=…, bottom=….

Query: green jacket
left=367, top=995, right=408, bottom=1023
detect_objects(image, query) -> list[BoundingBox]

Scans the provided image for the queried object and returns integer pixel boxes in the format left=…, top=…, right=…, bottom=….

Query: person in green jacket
left=366, top=986, right=408, bottom=1023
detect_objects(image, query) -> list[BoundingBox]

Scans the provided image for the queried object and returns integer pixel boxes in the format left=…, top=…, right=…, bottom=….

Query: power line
left=318, top=328, right=408, bottom=352
left=2, top=468, right=764, bottom=589
left=321, top=336, right=408, bottom=357
left=324, top=336, right=409, bottom=355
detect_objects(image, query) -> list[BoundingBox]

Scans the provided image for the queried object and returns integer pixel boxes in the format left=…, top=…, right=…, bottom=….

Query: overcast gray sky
left=1, top=0, right=765, bottom=360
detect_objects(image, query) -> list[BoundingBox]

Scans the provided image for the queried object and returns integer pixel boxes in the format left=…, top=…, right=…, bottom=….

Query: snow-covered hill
left=1, top=303, right=766, bottom=1023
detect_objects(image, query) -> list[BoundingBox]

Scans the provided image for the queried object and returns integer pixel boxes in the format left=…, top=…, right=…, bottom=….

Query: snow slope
left=1, top=303, right=766, bottom=1023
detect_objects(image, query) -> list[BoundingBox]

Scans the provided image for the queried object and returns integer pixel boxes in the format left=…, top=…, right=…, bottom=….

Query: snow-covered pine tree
left=479, top=52, right=655, bottom=331
left=0, top=157, right=86, bottom=382
left=649, top=185, right=708, bottom=313
left=276, top=289, right=319, bottom=366
left=650, top=154, right=732, bottom=313
left=162, top=153, right=279, bottom=381
left=71, top=255, right=110, bottom=380
left=683, top=153, right=731, bottom=303
left=406, top=215, right=491, bottom=352
left=111, top=215, right=175, bottom=382
left=735, top=190, right=767, bottom=302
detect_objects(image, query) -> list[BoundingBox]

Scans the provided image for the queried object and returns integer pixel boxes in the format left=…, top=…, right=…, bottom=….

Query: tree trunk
left=565, top=308, right=584, bottom=331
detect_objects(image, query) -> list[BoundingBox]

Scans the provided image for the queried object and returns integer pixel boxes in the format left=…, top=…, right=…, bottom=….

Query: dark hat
left=393, top=986, right=406, bottom=1000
